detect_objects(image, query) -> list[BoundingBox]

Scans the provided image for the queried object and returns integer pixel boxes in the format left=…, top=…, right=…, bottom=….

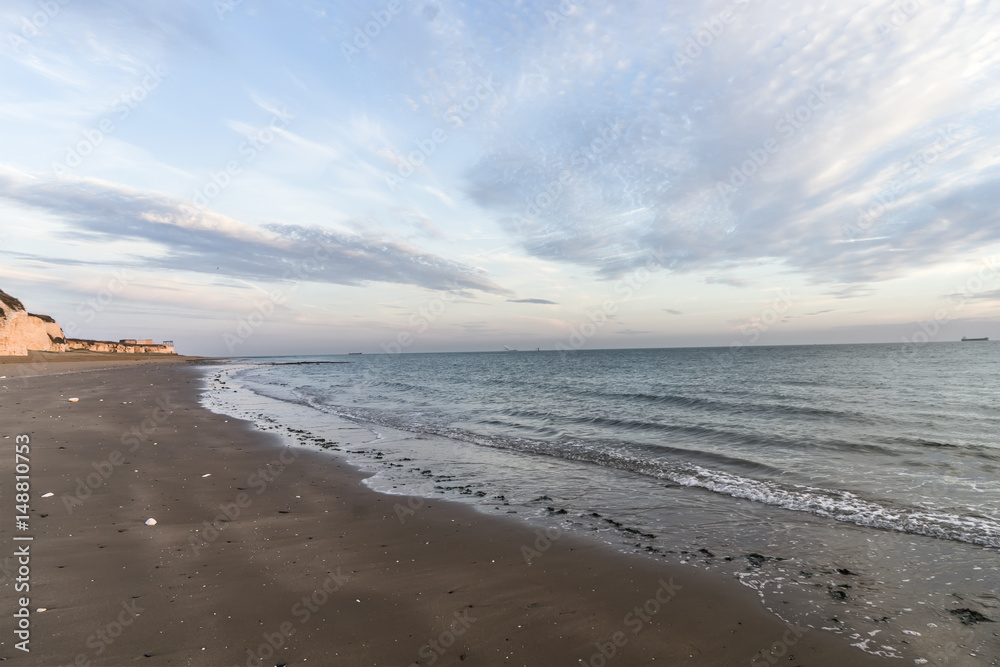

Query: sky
left=1, top=0, right=999, bottom=356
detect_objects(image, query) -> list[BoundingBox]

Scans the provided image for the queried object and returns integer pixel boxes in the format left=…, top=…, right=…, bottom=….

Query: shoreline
left=0, top=350, right=211, bottom=377
left=1, top=358, right=891, bottom=664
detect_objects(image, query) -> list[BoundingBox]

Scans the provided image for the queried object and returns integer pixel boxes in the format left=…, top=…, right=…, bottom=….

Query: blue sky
left=1, top=0, right=999, bottom=355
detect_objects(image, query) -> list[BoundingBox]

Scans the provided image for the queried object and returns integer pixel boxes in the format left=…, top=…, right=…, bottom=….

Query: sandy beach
left=0, top=355, right=892, bottom=666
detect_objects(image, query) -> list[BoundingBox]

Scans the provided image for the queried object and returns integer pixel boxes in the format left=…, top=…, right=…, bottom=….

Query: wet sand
left=0, top=356, right=891, bottom=665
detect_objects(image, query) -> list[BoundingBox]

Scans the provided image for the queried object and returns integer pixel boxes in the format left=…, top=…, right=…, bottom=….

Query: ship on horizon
left=961, top=336, right=989, bottom=342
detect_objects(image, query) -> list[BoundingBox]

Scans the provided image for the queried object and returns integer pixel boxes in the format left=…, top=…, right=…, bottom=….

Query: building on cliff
left=0, top=288, right=176, bottom=356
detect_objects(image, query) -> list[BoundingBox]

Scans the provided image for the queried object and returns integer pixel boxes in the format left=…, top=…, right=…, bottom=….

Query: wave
left=284, top=389, right=1000, bottom=549
left=562, top=386, right=884, bottom=426
left=228, top=363, right=1000, bottom=549
left=488, top=410, right=906, bottom=460
left=873, top=435, right=1000, bottom=461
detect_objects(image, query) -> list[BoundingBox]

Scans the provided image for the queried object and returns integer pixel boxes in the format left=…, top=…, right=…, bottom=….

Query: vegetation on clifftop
left=0, top=289, right=26, bottom=313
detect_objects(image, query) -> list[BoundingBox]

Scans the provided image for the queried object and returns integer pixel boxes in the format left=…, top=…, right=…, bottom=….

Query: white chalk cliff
left=0, top=289, right=68, bottom=356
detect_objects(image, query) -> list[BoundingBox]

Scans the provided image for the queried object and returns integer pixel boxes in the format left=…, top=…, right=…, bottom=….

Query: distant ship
left=503, top=345, right=517, bottom=352
left=348, top=351, right=363, bottom=355
left=961, top=337, right=989, bottom=342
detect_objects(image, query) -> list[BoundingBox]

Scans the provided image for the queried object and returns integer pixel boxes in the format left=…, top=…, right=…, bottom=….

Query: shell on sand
left=68, top=397, right=80, bottom=402
left=145, top=518, right=157, bottom=526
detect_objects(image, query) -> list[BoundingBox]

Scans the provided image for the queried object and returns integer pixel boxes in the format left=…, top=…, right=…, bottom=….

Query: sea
left=201, top=343, right=1000, bottom=664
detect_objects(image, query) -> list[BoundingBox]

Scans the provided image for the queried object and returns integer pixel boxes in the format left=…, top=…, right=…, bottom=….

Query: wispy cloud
left=706, top=276, right=750, bottom=288
left=454, top=1, right=1000, bottom=288
left=965, top=289, right=1000, bottom=302
left=0, top=166, right=510, bottom=295
left=508, top=298, right=557, bottom=305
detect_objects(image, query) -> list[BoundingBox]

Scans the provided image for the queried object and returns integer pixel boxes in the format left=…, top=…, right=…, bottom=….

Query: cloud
left=781, top=308, right=836, bottom=322
left=508, top=298, right=557, bottom=305
left=0, top=167, right=510, bottom=295
left=452, top=1, right=1000, bottom=288
left=395, top=209, right=445, bottom=240
left=965, top=289, right=1000, bottom=302
left=418, top=185, right=457, bottom=208
left=663, top=309, right=683, bottom=315
left=616, top=329, right=653, bottom=335
left=3, top=0, right=213, bottom=85
left=706, top=276, right=750, bottom=288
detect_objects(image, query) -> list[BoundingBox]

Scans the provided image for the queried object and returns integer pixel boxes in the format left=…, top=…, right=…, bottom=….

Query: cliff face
left=0, top=288, right=176, bottom=356
left=66, top=339, right=176, bottom=354
left=0, top=290, right=68, bottom=356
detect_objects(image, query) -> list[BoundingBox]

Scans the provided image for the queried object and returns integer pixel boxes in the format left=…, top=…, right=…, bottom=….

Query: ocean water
left=202, top=344, right=1000, bottom=663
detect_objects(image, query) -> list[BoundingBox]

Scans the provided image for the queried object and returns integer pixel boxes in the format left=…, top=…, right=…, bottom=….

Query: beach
left=0, top=355, right=893, bottom=665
